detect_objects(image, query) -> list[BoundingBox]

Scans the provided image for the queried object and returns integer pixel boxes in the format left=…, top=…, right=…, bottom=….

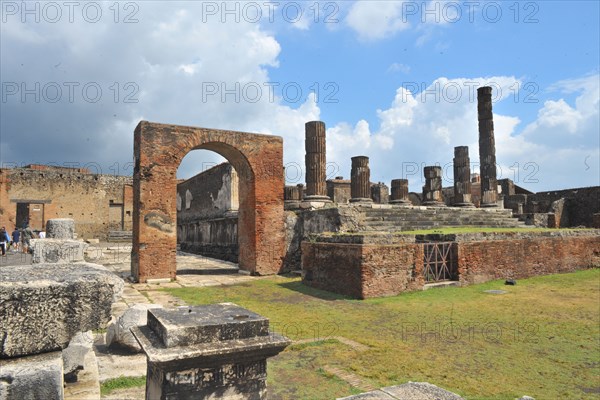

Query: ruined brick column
left=478, top=86, right=498, bottom=207
left=422, top=166, right=445, bottom=207
left=350, top=156, right=373, bottom=203
left=453, top=146, right=474, bottom=207
left=304, top=121, right=330, bottom=201
left=390, top=179, right=411, bottom=206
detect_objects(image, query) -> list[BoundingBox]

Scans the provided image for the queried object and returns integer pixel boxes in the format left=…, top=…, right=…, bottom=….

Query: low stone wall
left=301, top=230, right=600, bottom=299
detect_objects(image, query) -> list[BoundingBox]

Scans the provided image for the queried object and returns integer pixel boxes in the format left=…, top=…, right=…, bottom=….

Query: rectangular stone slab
left=147, top=303, right=270, bottom=348
left=0, top=262, right=123, bottom=358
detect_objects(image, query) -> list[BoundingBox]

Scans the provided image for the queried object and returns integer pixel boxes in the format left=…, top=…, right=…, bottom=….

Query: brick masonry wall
left=301, top=232, right=600, bottom=299
left=457, top=235, right=600, bottom=285
left=301, top=242, right=423, bottom=299
left=133, top=121, right=284, bottom=282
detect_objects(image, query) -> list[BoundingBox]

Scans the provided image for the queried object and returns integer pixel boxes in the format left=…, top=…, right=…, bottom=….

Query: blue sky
left=1, top=1, right=599, bottom=192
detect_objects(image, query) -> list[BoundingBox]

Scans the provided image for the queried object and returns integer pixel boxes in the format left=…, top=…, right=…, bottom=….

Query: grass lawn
left=163, top=269, right=600, bottom=399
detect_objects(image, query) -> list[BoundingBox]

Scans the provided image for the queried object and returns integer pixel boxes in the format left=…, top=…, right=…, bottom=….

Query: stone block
left=0, top=351, right=64, bottom=400
left=106, top=303, right=163, bottom=353
left=30, top=239, right=88, bottom=263
left=0, top=262, right=123, bottom=358
left=46, top=218, right=75, bottom=239
left=131, top=303, right=290, bottom=400
left=381, top=382, right=463, bottom=399
left=147, top=303, right=270, bottom=348
left=62, top=331, right=94, bottom=382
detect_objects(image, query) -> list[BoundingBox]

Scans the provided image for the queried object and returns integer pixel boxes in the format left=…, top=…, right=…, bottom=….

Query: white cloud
left=346, top=0, right=411, bottom=41
left=0, top=2, right=319, bottom=183
left=387, top=63, right=411, bottom=74
left=325, top=75, right=599, bottom=191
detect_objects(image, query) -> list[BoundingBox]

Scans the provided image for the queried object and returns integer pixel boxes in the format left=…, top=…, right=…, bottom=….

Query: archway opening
left=175, top=149, right=241, bottom=273
left=132, top=121, right=284, bottom=283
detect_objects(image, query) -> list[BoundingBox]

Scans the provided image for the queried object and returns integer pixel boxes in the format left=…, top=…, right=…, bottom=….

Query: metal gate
left=423, top=242, right=457, bottom=282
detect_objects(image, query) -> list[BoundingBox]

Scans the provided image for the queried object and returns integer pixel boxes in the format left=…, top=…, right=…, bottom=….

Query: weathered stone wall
left=505, top=186, right=599, bottom=228
left=0, top=167, right=132, bottom=239
left=176, top=162, right=238, bottom=223
left=528, top=186, right=599, bottom=227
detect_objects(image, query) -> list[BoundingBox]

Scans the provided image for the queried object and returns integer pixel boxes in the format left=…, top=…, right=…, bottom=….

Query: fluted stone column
left=478, top=86, right=498, bottom=207
left=422, top=166, right=445, bottom=207
left=350, top=156, right=372, bottom=203
left=304, top=121, right=330, bottom=201
left=390, top=179, right=411, bottom=206
left=453, top=146, right=474, bottom=207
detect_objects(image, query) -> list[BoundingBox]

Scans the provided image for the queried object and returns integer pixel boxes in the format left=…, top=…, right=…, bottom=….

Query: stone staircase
left=355, top=206, right=526, bottom=232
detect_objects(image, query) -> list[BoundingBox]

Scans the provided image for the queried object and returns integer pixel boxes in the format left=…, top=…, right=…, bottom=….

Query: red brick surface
left=133, top=121, right=285, bottom=282
left=301, top=242, right=423, bottom=299
left=457, top=236, right=600, bottom=284
left=302, top=234, right=600, bottom=299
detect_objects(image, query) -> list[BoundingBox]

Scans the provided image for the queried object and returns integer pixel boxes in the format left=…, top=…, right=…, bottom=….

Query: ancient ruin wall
left=301, top=241, right=424, bottom=299
left=301, top=231, right=599, bottom=299
left=133, top=121, right=284, bottom=282
left=457, top=234, right=600, bottom=284
left=0, top=168, right=132, bottom=239
left=176, top=162, right=238, bottom=223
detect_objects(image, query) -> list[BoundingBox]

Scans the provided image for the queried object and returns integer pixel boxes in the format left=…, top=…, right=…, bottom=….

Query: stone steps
left=354, top=206, right=525, bottom=231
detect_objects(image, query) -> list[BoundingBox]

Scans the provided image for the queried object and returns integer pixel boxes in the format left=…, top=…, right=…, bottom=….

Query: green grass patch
left=163, top=269, right=600, bottom=399
left=100, top=376, right=146, bottom=396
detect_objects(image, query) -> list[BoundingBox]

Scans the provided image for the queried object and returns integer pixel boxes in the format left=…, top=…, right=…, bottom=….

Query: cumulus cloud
left=0, top=2, right=319, bottom=181
left=325, top=74, right=599, bottom=191
left=346, top=0, right=411, bottom=41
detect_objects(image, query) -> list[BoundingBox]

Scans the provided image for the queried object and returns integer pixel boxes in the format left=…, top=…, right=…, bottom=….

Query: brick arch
left=132, top=121, right=284, bottom=282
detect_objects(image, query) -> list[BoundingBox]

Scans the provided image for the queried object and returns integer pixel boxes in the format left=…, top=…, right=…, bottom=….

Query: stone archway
left=132, top=121, right=284, bottom=283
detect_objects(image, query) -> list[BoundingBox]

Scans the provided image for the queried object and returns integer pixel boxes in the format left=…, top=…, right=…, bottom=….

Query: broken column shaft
left=304, top=121, right=329, bottom=201
left=422, top=166, right=445, bottom=207
left=478, top=86, right=498, bottom=207
left=350, top=156, right=373, bottom=203
left=390, top=179, right=411, bottom=205
left=453, top=146, right=474, bottom=207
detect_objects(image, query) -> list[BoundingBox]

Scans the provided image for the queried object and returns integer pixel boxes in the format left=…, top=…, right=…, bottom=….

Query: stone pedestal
left=304, top=121, right=330, bottom=202
left=422, top=166, right=445, bottom=207
left=132, top=303, right=290, bottom=400
left=478, top=86, right=498, bottom=207
left=453, top=146, right=474, bottom=207
left=350, top=156, right=373, bottom=203
left=31, top=239, right=88, bottom=264
left=370, top=183, right=389, bottom=204
left=46, top=218, right=75, bottom=239
left=390, top=179, right=411, bottom=206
